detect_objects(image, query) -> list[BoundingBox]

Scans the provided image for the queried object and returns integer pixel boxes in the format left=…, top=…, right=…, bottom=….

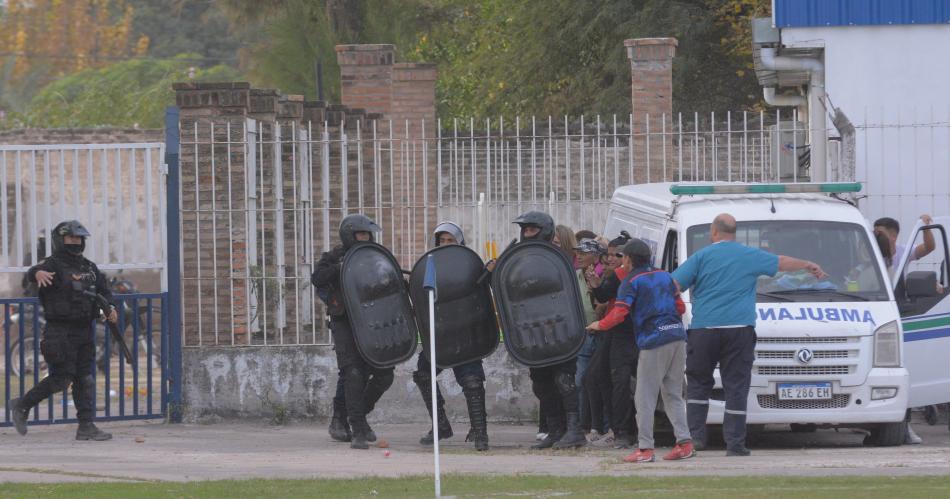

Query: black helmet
left=622, top=238, right=652, bottom=266
left=433, top=221, right=465, bottom=247
left=52, top=220, right=91, bottom=256
left=339, top=214, right=381, bottom=249
left=513, top=211, right=554, bottom=242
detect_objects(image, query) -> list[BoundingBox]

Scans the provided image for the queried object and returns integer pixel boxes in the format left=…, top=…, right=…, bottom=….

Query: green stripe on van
left=903, top=315, right=950, bottom=332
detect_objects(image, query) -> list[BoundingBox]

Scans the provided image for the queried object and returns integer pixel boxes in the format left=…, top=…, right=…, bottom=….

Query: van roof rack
left=669, top=182, right=862, bottom=196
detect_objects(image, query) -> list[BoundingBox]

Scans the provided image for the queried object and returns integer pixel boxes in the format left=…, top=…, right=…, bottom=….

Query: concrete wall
left=182, top=346, right=537, bottom=424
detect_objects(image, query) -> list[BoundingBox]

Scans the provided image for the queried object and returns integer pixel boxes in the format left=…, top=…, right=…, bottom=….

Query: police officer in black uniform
left=312, top=214, right=396, bottom=449
left=10, top=220, right=117, bottom=441
left=512, top=211, right=588, bottom=450
left=412, top=221, right=490, bottom=451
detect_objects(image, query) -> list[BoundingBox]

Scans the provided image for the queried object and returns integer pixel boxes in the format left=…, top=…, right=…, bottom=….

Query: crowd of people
left=309, top=209, right=832, bottom=461
left=9, top=209, right=931, bottom=457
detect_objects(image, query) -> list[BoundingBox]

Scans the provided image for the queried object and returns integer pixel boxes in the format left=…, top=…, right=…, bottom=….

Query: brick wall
left=625, top=37, right=677, bottom=184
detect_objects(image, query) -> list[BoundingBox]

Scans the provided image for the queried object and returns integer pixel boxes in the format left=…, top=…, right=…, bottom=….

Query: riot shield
left=340, top=242, right=417, bottom=368
left=409, top=245, right=499, bottom=368
left=490, top=240, right=586, bottom=367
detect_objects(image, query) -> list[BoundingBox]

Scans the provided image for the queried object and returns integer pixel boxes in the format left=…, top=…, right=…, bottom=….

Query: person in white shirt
left=874, top=214, right=935, bottom=278
left=873, top=214, right=936, bottom=446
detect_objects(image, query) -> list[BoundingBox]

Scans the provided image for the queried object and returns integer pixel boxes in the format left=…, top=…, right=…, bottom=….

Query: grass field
left=2, top=474, right=950, bottom=498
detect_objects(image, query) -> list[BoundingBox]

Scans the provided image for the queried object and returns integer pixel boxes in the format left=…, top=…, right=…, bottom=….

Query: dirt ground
left=2, top=415, right=950, bottom=483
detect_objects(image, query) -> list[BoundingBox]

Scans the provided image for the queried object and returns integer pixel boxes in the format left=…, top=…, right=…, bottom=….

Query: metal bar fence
left=176, top=112, right=824, bottom=347
left=1, top=294, right=168, bottom=427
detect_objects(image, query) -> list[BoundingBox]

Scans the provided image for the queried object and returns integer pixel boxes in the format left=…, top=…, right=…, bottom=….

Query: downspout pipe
left=763, top=87, right=806, bottom=107
left=759, top=47, right=827, bottom=181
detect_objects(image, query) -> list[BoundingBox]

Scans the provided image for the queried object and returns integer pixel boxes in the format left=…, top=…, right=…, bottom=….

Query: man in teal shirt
left=672, top=213, right=825, bottom=456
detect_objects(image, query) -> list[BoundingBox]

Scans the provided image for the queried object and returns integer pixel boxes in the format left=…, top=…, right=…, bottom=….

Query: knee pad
left=79, top=374, right=95, bottom=390
left=554, top=371, right=576, bottom=396
left=458, top=374, right=483, bottom=392
left=344, top=365, right=366, bottom=384
left=371, top=369, right=394, bottom=390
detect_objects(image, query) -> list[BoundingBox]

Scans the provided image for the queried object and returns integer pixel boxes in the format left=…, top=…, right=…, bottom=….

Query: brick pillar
left=336, top=44, right=395, bottom=116
left=625, top=37, right=677, bottom=183
left=390, top=63, right=438, bottom=263
left=173, top=82, right=252, bottom=345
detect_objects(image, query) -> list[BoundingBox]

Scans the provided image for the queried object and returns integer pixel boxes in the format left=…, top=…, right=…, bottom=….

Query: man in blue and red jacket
left=588, top=238, right=693, bottom=463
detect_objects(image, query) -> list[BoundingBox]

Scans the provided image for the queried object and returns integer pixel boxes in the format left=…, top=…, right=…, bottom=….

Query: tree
left=21, top=55, right=241, bottom=128
left=216, top=0, right=774, bottom=118
left=127, top=0, right=245, bottom=64
left=0, top=0, right=149, bottom=112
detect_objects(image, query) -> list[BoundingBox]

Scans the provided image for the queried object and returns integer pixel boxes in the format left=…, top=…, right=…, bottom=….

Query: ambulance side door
left=893, top=217, right=950, bottom=407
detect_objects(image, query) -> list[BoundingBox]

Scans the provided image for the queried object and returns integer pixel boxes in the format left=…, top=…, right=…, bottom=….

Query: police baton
left=82, top=290, right=135, bottom=367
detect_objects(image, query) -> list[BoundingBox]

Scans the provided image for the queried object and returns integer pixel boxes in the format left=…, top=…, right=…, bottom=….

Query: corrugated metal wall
left=775, top=0, right=950, bottom=27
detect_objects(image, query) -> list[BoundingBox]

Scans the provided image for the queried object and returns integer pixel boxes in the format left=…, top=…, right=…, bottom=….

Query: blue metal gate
left=2, top=293, right=169, bottom=426
left=0, top=109, right=183, bottom=426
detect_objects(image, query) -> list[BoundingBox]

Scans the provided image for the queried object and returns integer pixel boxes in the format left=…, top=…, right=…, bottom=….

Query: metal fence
left=0, top=141, right=173, bottom=425
left=2, top=294, right=168, bottom=427
left=180, top=111, right=834, bottom=347
left=0, top=143, right=169, bottom=292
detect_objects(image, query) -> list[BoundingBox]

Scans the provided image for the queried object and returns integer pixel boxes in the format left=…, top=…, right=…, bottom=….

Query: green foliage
left=127, top=0, right=245, bottom=63
left=221, top=0, right=770, bottom=119
left=228, top=0, right=432, bottom=101
left=22, top=55, right=241, bottom=128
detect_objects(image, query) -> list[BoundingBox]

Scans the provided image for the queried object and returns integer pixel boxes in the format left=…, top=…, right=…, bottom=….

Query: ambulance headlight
left=873, top=320, right=900, bottom=368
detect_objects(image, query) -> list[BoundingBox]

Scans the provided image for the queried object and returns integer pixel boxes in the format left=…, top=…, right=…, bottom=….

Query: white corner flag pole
left=423, top=254, right=441, bottom=498
left=428, top=288, right=441, bottom=498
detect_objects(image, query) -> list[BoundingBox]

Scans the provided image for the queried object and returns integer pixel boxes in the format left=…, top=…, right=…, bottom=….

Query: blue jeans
left=576, top=334, right=599, bottom=431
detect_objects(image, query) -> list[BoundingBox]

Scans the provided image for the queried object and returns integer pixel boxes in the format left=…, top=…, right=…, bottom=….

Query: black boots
left=414, top=371, right=453, bottom=445
left=531, top=413, right=565, bottom=449
left=76, top=422, right=112, bottom=441
left=552, top=412, right=587, bottom=449
left=420, top=406, right=454, bottom=445
left=462, top=378, right=489, bottom=451
left=10, top=397, right=28, bottom=436
left=349, top=419, right=371, bottom=450
left=328, top=398, right=352, bottom=442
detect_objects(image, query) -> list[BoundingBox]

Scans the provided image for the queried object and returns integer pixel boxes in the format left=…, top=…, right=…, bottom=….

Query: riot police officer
left=10, top=220, right=117, bottom=441
left=513, top=211, right=588, bottom=449
left=312, top=214, right=396, bottom=449
left=412, top=221, right=490, bottom=451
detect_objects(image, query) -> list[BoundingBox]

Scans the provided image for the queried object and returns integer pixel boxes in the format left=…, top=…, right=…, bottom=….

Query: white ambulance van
left=603, top=182, right=950, bottom=446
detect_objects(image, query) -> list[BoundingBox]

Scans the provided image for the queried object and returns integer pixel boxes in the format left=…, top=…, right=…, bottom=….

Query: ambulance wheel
left=868, top=421, right=906, bottom=447
left=925, top=405, right=939, bottom=426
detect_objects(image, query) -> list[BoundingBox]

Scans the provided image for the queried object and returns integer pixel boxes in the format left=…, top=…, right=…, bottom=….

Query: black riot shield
left=491, top=240, right=586, bottom=367
left=409, top=245, right=499, bottom=368
left=340, top=242, right=418, bottom=368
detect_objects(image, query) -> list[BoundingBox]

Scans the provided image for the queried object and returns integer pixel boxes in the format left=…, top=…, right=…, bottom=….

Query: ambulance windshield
left=686, top=221, right=889, bottom=302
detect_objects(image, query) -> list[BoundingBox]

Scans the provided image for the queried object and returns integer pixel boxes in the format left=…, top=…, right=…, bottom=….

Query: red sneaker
left=623, top=448, right=655, bottom=463
left=662, top=441, right=695, bottom=460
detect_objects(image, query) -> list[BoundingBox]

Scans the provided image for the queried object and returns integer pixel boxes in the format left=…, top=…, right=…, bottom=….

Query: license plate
left=777, top=382, right=832, bottom=400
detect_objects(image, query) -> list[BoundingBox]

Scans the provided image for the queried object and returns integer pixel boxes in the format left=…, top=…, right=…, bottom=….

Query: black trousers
left=582, top=333, right=613, bottom=433
left=530, top=358, right=578, bottom=430
left=685, top=326, right=756, bottom=450
left=20, top=321, right=97, bottom=422
left=330, top=317, right=394, bottom=424
left=608, top=332, right=639, bottom=437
